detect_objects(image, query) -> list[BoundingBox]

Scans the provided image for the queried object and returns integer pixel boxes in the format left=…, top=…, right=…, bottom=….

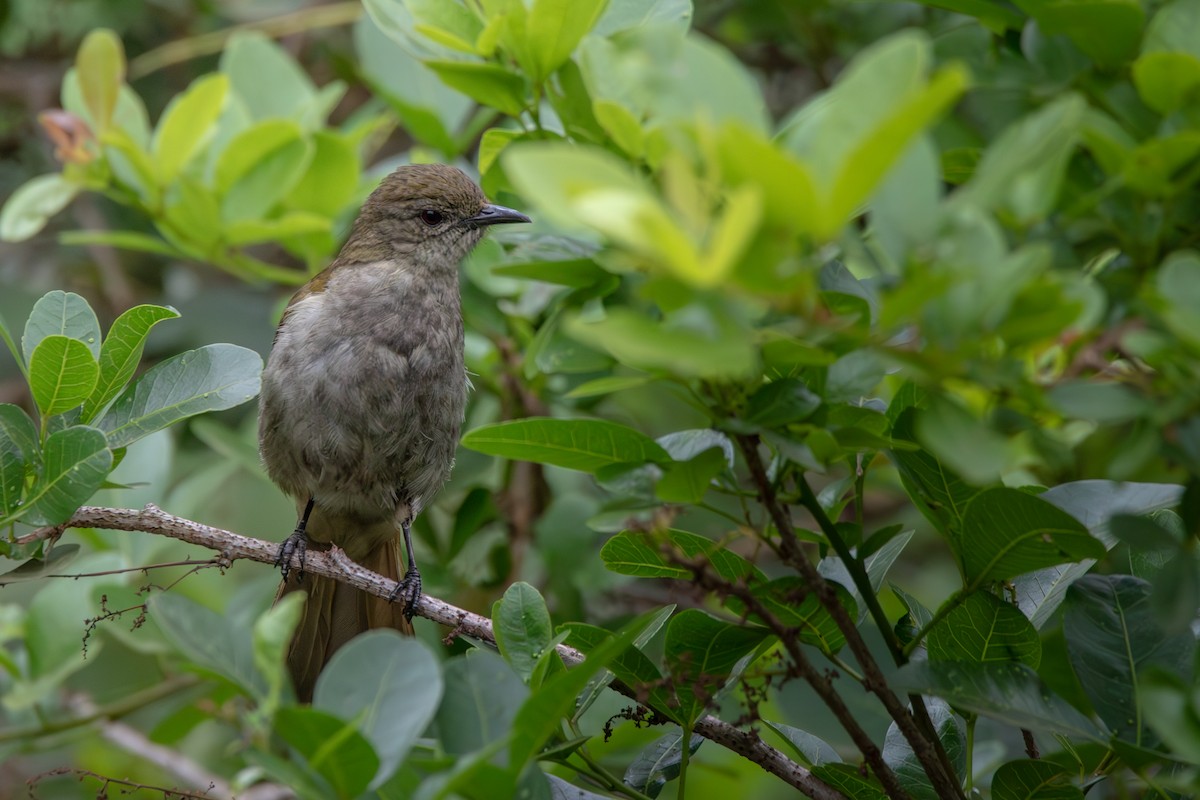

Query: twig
left=21, top=505, right=841, bottom=800
left=735, top=436, right=966, bottom=800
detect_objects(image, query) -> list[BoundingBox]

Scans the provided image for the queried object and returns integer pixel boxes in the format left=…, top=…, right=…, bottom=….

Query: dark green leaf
left=18, top=426, right=111, bottom=526
left=812, top=763, right=887, bottom=799
left=750, top=577, right=855, bottom=655
left=744, top=378, right=821, bottom=428
left=1063, top=574, right=1195, bottom=744
left=624, top=732, right=703, bottom=799
left=0, top=404, right=36, bottom=515
left=461, top=417, right=669, bottom=472
left=894, top=661, right=1104, bottom=741
left=927, top=591, right=1042, bottom=667
left=600, top=529, right=764, bottom=583
left=664, top=609, right=771, bottom=725
left=991, top=758, right=1083, bottom=800
left=962, top=488, right=1103, bottom=587
left=883, top=698, right=964, bottom=800
left=764, top=721, right=842, bottom=767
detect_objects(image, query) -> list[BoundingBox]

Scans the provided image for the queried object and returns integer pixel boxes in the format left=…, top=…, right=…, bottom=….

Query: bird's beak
left=464, top=203, right=532, bottom=227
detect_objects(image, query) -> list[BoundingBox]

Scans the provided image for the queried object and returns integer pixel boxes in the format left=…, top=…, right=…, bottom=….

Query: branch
left=735, top=437, right=966, bottom=800
left=22, top=505, right=842, bottom=800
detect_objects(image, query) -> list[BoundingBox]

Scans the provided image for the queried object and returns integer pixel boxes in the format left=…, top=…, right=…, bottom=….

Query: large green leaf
left=895, top=661, right=1104, bottom=741
left=927, top=591, right=1041, bottom=667
left=600, top=529, right=763, bottom=582
left=624, top=732, right=703, bottom=799
left=314, top=632, right=442, bottom=790
left=991, top=759, right=1083, bottom=800
left=1063, top=574, right=1195, bottom=745
left=21, top=290, right=102, bottom=363
left=750, top=578, right=855, bottom=655
left=97, top=343, right=262, bottom=448
left=525, top=0, right=608, bottom=82
left=17, top=426, right=111, bottom=526
left=214, top=119, right=313, bottom=222
left=1013, top=481, right=1184, bottom=628
left=664, top=609, right=771, bottom=725
left=220, top=31, right=317, bottom=123
left=150, top=592, right=264, bottom=697
left=76, top=29, right=124, bottom=131
left=28, top=336, right=98, bottom=417
left=961, top=488, right=1104, bottom=587
left=764, top=721, right=842, bottom=767
left=426, top=61, right=528, bottom=117
left=1013, top=0, right=1142, bottom=65
left=888, top=408, right=980, bottom=546
left=437, top=650, right=528, bottom=755
left=561, top=618, right=675, bottom=722
left=461, top=417, right=669, bottom=472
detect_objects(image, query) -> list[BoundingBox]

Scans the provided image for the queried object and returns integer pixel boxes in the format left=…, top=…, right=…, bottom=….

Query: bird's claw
left=276, top=529, right=309, bottom=582
left=388, top=567, right=422, bottom=622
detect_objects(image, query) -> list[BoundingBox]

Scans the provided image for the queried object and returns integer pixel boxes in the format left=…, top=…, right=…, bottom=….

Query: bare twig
left=21, top=504, right=841, bottom=800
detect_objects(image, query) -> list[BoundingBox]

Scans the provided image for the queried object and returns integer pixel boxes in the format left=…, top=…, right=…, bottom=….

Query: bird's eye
left=418, top=209, right=444, bottom=226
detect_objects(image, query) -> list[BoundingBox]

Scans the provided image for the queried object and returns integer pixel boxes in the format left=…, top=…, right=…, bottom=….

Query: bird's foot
left=388, top=566, right=422, bottom=622
left=275, top=528, right=309, bottom=582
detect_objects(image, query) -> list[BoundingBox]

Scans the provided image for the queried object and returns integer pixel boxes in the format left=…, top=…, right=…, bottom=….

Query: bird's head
left=345, top=164, right=530, bottom=270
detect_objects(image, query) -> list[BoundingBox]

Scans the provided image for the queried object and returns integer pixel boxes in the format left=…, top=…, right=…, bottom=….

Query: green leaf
left=656, top=447, right=725, bottom=504
left=286, top=132, right=360, bottom=218
left=153, top=74, right=229, bottom=182
left=220, top=31, right=317, bottom=123
left=22, top=290, right=102, bottom=364
left=224, top=212, right=331, bottom=246
left=894, top=660, right=1104, bottom=741
left=764, top=721, right=842, bottom=767
left=437, top=650, right=528, bottom=755
left=624, top=732, right=703, bottom=799
left=952, top=94, right=1086, bottom=223
left=82, top=304, right=179, bottom=422
left=744, top=378, right=821, bottom=428
left=927, top=591, right=1041, bottom=667
left=962, top=488, right=1104, bottom=587
left=1063, top=574, right=1195, bottom=744
left=910, top=0, right=1023, bottom=31
left=601, top=529, right=764, bottom=583
left=565, top=374, right=656, bottom=398
left=1140, top=668, right=1200, bottom=765
left=914, top=398, right=1009, bottom=486
left=0, top=544, right=80, bottom=586
left=76, top=29, right=124, bottom=131
left=149, top=591, right=264, bottom=697
left=888, top=408, right=981, bottom=542
left=991, top=759, right=1083, bottom=800
left=59, top=230, right=185, bottom=259
left=253, top=591, right=303, bottom=711
left=1014, top=0, right=1143, bottom=64
left=664, top=609, right=771, bottom=725
left=508, top=613, right=654, bottom=769
left=565, top=308, right=758, bottom=379
left=28, top=336, right=99, bottom=417
left=1133, top=52, right=1200, bottom=114
left=426, top=61, right=528, bottom=117
left=0, top=174, right=80, bottom=243
left=1013, top=481, right=1184, bottom=628
left=561, top=617, right=675, bottom=720
left=812, top=763, right=887, bottom=799
left=314, top=632, right=442, bottom=790
left=274, top=706, right=379, bottom=798
left=593, top=0, right=693, bottom=36
left=1157, top=251, right=1200, bottom=348
left=494, top=582, right=553, bottom=683
left=750, top=577, right=855, bottom=655
left=97, top=343, right=262, bottom=448
left=882, top=698, right=965, bottom=800
left=526, top=0, right=608, bottom=82
left=0, top=405, right=36, bottom=515
left=461, top=417, right=669, bottom=472
left=214, top=120, right=312, bottom=222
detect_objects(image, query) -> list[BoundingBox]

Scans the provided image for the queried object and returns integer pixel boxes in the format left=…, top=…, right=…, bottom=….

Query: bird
left=258, top=163, right=530, bottom=700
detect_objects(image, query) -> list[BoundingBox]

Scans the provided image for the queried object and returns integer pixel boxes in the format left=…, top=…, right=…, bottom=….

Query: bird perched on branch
left=259, top=164, right=530, bottom=700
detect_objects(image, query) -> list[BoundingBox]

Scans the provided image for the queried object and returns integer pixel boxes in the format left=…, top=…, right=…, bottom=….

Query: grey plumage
left=258, top=164, right=529, bottom=699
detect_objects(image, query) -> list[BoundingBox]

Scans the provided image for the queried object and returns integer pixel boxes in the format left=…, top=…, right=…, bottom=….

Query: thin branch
left=735, top=436, right=966, bottom=800
left=22, top=505, right=841, bottom=800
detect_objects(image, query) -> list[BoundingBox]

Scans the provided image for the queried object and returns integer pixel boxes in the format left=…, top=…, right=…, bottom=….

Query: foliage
left=3, top=0, right=1200, bottom=798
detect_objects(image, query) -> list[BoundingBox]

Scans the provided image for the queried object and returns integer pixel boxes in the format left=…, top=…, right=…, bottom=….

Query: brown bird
left=259, top=164, right=530, bottom=700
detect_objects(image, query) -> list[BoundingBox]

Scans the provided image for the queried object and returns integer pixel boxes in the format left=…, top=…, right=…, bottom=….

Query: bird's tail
left=276, top=536, right=414, bottom=702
